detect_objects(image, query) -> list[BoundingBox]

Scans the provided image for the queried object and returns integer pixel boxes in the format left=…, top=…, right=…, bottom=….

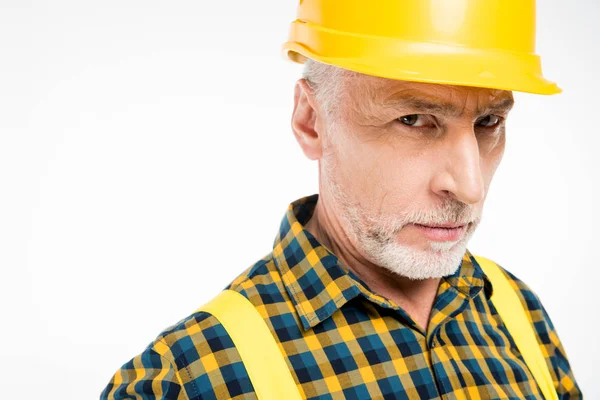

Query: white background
left=0, top=1, right=597, bottom=398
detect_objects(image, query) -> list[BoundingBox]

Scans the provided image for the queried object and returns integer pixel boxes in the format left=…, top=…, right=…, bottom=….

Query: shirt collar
left=272, top=194, right=492, bottom=331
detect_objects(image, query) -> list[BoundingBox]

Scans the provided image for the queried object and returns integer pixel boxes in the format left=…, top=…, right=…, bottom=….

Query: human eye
left=476, top=115, right=503, bottom=128
left=397, top=114, right=431, bottom=127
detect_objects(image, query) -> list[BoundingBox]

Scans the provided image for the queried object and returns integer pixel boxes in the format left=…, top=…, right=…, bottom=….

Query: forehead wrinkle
left=378, top=88, right=514, bottom=118
left=380, top=89, right=462, bottom=117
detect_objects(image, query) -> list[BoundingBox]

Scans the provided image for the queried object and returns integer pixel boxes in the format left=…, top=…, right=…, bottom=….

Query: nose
left=430, top=129, right=485, bottom=205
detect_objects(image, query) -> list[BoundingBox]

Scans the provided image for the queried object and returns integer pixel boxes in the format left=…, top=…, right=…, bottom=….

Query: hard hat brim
left=282, top=22, right=561, bottom=95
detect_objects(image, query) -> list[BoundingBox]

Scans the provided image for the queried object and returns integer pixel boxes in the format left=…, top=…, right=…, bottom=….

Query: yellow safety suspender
left=474, top=256, right=558, bottom=400
left=199, top=290, right=302, bottom=400
left=197, top=256, right=558, bottom=400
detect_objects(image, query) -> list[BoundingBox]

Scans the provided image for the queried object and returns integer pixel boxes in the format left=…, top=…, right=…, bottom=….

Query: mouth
left=411, top=223, right=468, bottom=242
left=417, top=223, right=466, bottom=229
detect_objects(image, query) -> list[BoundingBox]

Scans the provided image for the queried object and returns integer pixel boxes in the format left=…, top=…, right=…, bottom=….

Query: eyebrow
left=380, top=92, right=515, bottom=117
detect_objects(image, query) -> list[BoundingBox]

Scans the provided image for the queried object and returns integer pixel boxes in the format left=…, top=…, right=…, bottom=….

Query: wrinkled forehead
left=343, top=72, right=514, bottom=117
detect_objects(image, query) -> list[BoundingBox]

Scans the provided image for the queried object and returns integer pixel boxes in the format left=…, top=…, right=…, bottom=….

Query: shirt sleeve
left=99, top=339, right=189, bottom=400
left=502, top=268, right=582, bottom=399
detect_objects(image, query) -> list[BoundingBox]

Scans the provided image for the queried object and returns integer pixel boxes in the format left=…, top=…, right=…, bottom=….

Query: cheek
left=332, top=140, right=429, bottom=210
left=481, top=141, right=505, bottom=182
left=479, top=129, right=506, bottom=158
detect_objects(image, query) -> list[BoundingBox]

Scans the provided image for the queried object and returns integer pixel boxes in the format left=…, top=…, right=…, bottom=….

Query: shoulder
left=148, top=254, right=285, bottom=398
left=158, top=253, right=280, bottom=341
left=496, top=262, right=546, bottom=319
left=102, top=256, right=281, bottom=399
left=472, top=254, right=555, bottom=350
left=157, top=251, right=296, bottom=356
left=473, top=254, right=546, bottom=321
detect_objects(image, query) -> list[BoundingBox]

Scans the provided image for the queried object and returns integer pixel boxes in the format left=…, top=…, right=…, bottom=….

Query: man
left=101, top=0, right=581, bottom=398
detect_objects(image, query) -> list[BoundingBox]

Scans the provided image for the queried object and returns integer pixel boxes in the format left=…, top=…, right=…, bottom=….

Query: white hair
left=302, top=59, right=349, bottom=118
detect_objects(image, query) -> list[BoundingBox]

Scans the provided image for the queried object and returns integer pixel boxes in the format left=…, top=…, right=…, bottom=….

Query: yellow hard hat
left=282, top=0, right=561, bottom=95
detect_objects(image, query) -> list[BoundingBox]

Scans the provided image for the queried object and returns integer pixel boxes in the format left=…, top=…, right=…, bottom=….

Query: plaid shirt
left=100, top=194, right=581, bottom=399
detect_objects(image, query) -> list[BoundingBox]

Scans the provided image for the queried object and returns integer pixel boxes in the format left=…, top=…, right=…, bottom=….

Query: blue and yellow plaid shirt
left=101, top=194, right=580, bottom=399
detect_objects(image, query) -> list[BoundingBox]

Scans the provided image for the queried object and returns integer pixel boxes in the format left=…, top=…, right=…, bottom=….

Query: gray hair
left=302, top=59, right=349, bottom=118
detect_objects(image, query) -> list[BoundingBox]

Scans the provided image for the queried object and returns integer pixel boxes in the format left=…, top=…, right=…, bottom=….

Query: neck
left=304, top=197, right=440, bottom=332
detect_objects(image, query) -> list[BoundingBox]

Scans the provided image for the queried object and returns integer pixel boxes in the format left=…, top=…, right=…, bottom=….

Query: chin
left=366, top=239, right=468, bottom=280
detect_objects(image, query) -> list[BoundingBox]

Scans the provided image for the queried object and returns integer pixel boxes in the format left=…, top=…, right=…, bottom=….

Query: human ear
left=291, top=79, right=323, bottom=160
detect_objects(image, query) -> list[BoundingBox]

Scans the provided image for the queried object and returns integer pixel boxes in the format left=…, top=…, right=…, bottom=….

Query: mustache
left=406, top=200, right=477, bottom=227
left=369, top=199, right=480, bottom=235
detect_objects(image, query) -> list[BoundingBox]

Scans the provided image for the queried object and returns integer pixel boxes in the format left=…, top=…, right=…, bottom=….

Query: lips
left=417, top=223, right=465, bottom=229
left=412, top=223, right=467, bottom=241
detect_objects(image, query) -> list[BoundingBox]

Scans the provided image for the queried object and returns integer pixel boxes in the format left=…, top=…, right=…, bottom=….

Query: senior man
left=101, top=1, right=581, bottom=399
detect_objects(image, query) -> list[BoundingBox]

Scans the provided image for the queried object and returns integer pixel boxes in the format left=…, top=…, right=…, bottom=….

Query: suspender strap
left=474, top=255, right=558, bottom=400
left=197, top=289, right=302, bottom=400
